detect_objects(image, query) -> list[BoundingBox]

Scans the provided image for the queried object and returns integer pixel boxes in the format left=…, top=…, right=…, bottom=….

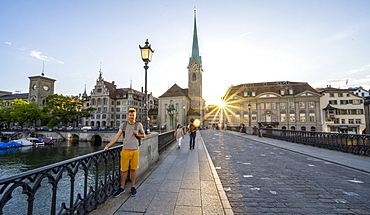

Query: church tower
left=187, top=10, right=205, bottom=121
left=28, top=64, right=56, bottom=108
left=158, top=10, right=206, bottom=130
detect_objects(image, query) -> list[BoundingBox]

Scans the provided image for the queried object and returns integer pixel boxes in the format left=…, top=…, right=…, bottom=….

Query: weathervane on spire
left=99, top=62, right=103, bottom=77
left=41, top=60, right=45, bottom=76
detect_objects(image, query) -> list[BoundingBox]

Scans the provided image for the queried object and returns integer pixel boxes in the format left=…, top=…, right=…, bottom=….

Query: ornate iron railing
left=262, top=129, right=370, bottom=157
left=0, top=146, right=122, bottom=215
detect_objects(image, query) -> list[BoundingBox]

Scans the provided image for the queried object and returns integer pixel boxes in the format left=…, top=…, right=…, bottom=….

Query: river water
left=0, top=140, right=119, bottom=214
left=0, top=140, right=106, bottom=179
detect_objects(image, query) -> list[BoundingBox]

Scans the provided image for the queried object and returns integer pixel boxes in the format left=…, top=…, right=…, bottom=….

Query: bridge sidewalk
left=91, top=132, right=233, bottom=215
left=229, top=130, right=370, bottom=174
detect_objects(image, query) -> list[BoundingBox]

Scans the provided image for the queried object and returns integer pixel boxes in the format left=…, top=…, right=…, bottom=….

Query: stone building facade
left=218, top=81, right=323, bottom=131
left=0, top=73, right=55, bottom=108
left=318, top=87, right=366, bottom=134
left=158, top=84, right=190, bottom=130
left=81, top=71, right=158, bottom=127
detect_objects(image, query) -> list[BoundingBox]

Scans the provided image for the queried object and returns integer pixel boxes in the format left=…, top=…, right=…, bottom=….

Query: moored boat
left=8, top=141, right=22, bottom=148
left=0, top=142, right=9, bottom=149
left=27, top=137, right=44, bottom=145
left=13, top=139, right=34, bottom=146
left=38, top=137, right=54, bottom=145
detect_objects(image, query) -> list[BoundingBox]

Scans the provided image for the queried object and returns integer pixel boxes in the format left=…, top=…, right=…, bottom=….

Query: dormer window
left=280, top=90, right=285, bottom=95
left=251, top=91, right=256, bottom=96
left=289, top=89, right=294, bottom=94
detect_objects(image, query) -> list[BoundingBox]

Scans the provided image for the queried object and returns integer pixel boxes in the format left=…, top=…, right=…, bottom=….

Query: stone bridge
left=36, top=131, right=125, bottom=143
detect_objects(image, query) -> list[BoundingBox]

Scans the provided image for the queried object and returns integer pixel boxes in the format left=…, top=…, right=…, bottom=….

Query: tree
left=43, top=94, right=95, bottom=127
left=0, top=99, right=43, bottom=128
left=0, top=100, right=11, bottom=128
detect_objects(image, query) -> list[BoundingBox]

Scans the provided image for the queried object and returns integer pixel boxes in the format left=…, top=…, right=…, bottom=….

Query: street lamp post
left=248, top=103, right=251, bottom=127
left=139, top=39, right=154, bottom=134
left=183, top=105, right=186, bottom=126
left=240, top=103, right=243, bottom=124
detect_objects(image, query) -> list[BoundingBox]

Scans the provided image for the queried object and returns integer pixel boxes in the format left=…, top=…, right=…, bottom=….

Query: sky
left=1, top=0, right=370, bottom=106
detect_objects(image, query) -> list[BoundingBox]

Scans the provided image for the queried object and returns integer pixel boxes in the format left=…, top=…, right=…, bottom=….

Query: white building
left=318, top=87, right=366, bottom=134
left=348, top=86, right=370, bottom=98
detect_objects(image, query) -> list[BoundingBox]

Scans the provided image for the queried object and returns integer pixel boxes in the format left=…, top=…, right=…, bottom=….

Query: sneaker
left=113, top=188, right=125, bottom=197
left=131, top=187, right=137, bottom=196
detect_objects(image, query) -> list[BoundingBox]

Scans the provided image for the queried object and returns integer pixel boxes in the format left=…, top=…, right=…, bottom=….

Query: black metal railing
left=0, top=146, right=122, bottom=215
left=262, top=129, right=370, bottom=157
left=158, top=130, right=175, bottom=153
left=0, top=131, right=178, bottom=215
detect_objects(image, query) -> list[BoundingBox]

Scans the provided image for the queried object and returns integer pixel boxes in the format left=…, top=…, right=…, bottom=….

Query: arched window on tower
left=192, top=73, right=196, bottom=81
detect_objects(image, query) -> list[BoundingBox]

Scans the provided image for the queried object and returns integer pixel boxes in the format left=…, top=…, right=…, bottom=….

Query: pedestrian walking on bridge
left=174, top=124, right=185, bottom=149
left=188, top=118, right=198, bottom=149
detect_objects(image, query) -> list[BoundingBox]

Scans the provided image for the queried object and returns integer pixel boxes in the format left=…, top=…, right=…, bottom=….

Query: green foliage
left=0, top=99, right=42, bottom=126
left=43, top=94, right=95, bottom=127
left=0, top=96, right=95, bottom=128
left=47, top=118, right=60, bottom=128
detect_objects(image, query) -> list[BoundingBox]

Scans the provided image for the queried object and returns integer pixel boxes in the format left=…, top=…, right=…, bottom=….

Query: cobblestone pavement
left=201, top=130, right=370, bottom=215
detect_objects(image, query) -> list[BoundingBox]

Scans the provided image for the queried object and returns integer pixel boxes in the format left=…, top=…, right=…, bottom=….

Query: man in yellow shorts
left=104, top=108, right=145, bottom=197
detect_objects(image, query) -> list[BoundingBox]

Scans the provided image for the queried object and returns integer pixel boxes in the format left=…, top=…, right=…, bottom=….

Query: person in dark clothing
left=188, top=118, right=198, bottom=149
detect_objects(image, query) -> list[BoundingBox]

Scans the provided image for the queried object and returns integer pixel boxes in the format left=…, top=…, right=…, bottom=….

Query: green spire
left=82, top=83, right=88, bottom=99
left=189, top=10, right=201, bottom=66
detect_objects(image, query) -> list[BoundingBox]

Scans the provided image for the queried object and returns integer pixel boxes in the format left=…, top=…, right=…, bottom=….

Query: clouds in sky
left=310, top=62, right=370, bottom=89
left=347, top=64, right=370, bottom=74
left=29, top=50, right=64, bottom=64
left=228, top=32, right=251, bottom=42
left=313, top=76, right=370, bottom=90
left=4, top=41, right=64, bottom=65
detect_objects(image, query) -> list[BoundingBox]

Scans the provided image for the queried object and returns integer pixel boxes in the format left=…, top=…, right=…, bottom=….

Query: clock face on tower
left=191, top=63, right=198, bottom=71
left=32, top=84, right=37, bottom=90
left=43, top=85, right=49, bottom=91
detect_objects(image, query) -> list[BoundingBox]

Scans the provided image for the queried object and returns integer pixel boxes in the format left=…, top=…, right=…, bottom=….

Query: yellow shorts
left=120, top=149, right=139, bottom=172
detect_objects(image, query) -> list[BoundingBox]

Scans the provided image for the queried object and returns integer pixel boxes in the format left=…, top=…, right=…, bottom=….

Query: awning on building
left=323, top=104, right=338, bottom=110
